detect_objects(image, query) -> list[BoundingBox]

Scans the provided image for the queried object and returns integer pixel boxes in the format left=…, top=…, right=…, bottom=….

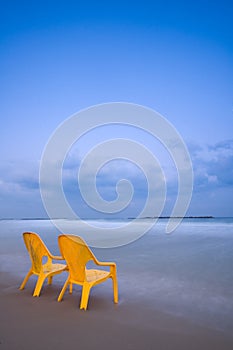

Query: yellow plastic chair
left=20, top=232, right=67, bottom=297
left=57, top=234, right=118, bottom=310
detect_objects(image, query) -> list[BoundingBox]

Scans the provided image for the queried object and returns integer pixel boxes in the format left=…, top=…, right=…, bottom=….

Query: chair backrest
left=23, top=232, right=50, bottom=273
left=58, top=235, right=93, bottom=282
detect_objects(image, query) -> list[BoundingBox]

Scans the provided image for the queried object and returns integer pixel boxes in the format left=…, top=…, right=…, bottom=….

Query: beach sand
left=1, top=271, right=233, bottom=350
left=1, top=220, right=233, bottom=350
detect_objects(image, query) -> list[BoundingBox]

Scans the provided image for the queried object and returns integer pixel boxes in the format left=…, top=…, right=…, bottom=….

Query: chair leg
left=57, top=276, right=70, bottom=302
left=69, top=283, right=73, bottom=294
left=112, top=274, right=118, bottom=303
left=19, top=269, right=33, bottom=290
left=80, top=283, right=91, bottom=310
left=33, top=273, right=46, bottom=297
left=48, top=276, right=53, bottom=285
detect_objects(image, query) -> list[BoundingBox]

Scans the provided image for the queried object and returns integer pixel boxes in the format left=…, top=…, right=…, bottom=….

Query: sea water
left=0, top=217, right=233, bottom=334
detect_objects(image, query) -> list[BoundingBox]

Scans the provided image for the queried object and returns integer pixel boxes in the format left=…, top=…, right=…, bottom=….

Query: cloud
left=0, top=161, right=39, bottom=194
left=0, top=160, right=46, bottom=218
left=62, top=157, right=149, bottom=217
left=189, top=139, right=233, bottom=191
left=1, top=139, right=233, bottom=218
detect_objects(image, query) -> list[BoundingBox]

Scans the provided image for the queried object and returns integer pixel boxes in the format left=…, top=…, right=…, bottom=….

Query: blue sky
left=0, top=0, right=233, bottom=218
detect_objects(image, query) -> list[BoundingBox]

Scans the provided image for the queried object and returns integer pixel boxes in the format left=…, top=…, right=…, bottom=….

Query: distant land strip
left=0, top=216, right=214, bottom=220
left=140, top=216, right=214, bottom=219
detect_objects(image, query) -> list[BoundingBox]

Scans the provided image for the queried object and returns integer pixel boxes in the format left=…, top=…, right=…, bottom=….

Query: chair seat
left=86, top=269, right=110, bottom=283
left=43, top=263, right=67, bottom=274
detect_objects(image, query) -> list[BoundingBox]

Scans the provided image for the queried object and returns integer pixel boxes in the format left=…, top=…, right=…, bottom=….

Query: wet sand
left=1, top=220, right=233, bottom=350
left=1, top=271, right=233, bottom=350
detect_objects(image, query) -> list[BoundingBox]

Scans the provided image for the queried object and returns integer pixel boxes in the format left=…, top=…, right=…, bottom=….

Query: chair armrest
left=94, top=260, right=116, bottom=267
left=50, top=255, right=65, bottom=261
